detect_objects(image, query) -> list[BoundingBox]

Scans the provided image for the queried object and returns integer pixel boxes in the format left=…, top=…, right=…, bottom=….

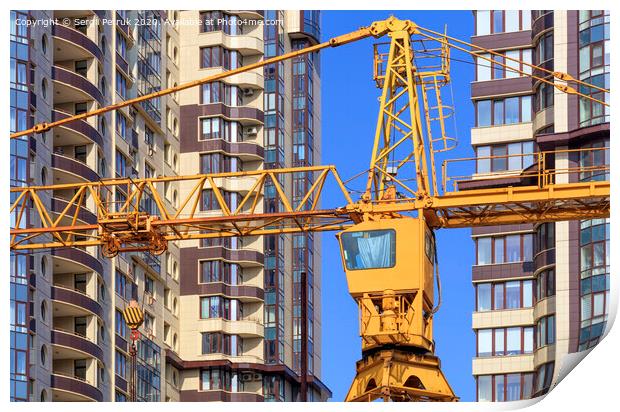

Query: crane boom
left=10, top=148, right=609, bottom=251
left=9, top=16, right=610, bottom=402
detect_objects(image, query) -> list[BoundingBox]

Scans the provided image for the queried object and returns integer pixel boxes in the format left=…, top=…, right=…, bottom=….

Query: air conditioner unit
left=242, top=88, right=254, bottom=97
left=241, top=373, right=253, bottom=382
left=243, top=127, right=258, bottom=136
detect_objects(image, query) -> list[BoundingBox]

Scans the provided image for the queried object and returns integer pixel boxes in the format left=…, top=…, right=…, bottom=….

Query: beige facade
left=470, top=10, right=610, bottom=402
left=10, top=9, right=327, bottom=402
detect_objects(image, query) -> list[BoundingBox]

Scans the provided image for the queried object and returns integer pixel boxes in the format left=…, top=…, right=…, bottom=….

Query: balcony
left=198, top=318, right=264, bottom=338
left=52, top=248, right=103, bottom=277
left=472, top=354, right=534, bottom=376
left=51, top=197, right=97, bottom=225
left=51, top=284, right=103, bottom=319
left=51, top=373, right=103, bottom=402
left=180, top=138, right=263, bottom=161
left=181, top=390, right=264, bottom=402
left=52, top=24, right=103, bottom=63
left=198, top=31, right=263, bottom=56
left=52, top=66, right=104, bottom=106
left=192, top=283, right=264, bottom=303
left=51, top=329, right=104, bottom=363
left=134, top=251, right=161, bottom=275
left=52, top=110, right=104, bottom=148
left=235, top=11, right=264, bottom=19
left=534, top=248, right=556, bottom=272
left=51, top=153, right=100, bottom=184
left=194, top=103, right=264, bottom=126
left=532, top=12, right=554, bottom=38
left=115, top=12, right=133, bottom=39
left=192, top=246, right=263, bottom=266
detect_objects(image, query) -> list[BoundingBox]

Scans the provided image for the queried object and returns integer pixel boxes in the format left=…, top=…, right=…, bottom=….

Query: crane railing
left=441, top=146, right=609, bottom=193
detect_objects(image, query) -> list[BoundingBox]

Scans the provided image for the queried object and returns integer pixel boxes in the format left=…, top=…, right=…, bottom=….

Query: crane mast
left=9, top=17, right=610, bottom=402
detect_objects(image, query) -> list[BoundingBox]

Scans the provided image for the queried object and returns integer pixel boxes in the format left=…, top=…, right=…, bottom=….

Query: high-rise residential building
left=469, top=10, right=609, bottom=402
left=10, top=9, right=329, bottom=402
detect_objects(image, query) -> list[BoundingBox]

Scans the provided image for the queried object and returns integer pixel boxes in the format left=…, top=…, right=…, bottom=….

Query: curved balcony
left=52, top=66, right=104, bottom=106
left=115, top=52, right=131, bottom=78
left=51, top=197, right=97, bottom=225
left=52, top=248, right=104, bottom=277
left=182, top=139, right=263, bottom=162
left=532, top=59, right=554, bottom=85
left=115, top=12, right=133, bottom=40
left=533, top=295, right=556, bottom=321
left=51, top=373, right=103, bottom=402
left=52, top=153, right=100, bottom=184
left=51, top=329, right=104, bottom=364
left=198, top=318, right=264, bottom=338
left=534, top=248, right=556, bottom=272
left=198, top=31, right=263, bottom=56
left=194, top=246, right=263, bottom=266
left=207, top=69, right=263, bottom=90
left=196, top=103, right=264, bottom=126
left=234, top=10, right=264, bottom=20
left=52, top=110, right=104, bottom=148
left=52, top=24, right=103, bottom=63
left=51, top=284, right=104, bottom=319
left=193, top=283, right=263, bottom=303
left=532, top=12, right=554, bottom=39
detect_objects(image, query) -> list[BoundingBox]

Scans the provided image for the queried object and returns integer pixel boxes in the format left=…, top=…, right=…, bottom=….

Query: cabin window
left=341, top=229, right=396, bottom=270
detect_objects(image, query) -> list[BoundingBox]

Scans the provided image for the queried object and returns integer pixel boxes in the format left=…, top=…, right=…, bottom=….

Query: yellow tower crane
left=10, top=17, right=610, bottom=402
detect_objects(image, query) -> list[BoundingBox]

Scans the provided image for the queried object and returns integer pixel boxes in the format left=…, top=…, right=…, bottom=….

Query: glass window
left=492, top=145, right=507, bottom=172
left=521, top=96, right=532, bottom=122
left=477, top=100, right=491, bottom=126
left=477, top=146, right=491, bottom=173
left=494, top=237, right=504, bottom=263
left=477, top=237, right=492, bottom=264
left=493, top=100, right=504, bottom=125
left=494, top=328, right=505, bottom=355
left=524, top=327, right=534, bottom=353
left=508, top=143, right=521, bottom=170
left=506, top=235, right=521, bottom=262
left=493, top=54, right=504, bottom=79
left=547, top=315, right=555, bottom=344
left=523, top=141, right=534, bottom=169
left=494, top=284, right=504, bottom=310
left=507, top=327, right=521, bottom=354
left=522, top=12, right=531, bottom=30
left=478, top=329, right=492, bottom=356
left=506, top=281, right=521, bottom=309
left=505, top=11, right=520, bottom=32
left=493, top=10, right=504, bottom=33
left=523, top=234, right=533, bottom=261
left=476, top=11, right=490, bottom=36
left=506, top=374, right=521, bottom=401
left=341, top=230, right=396, bottom=270
left=477, top=54, right=491, bottom=81
left=522, top=50, right=532, bottom=75
left=478, top=375, right=492, bottom=401
left=505, top=50, right=520, bottom=78
left=477, top=283, right=492, bottom=311
left=523, top=280, right=533, bottom=307
left=495, top=374, right=505, bottom=401
left=505, top=97, right=520, bottom=124
left=593, top=293, right=605, bottom=317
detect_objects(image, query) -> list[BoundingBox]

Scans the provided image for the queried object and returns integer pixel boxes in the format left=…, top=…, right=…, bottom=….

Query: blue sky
left=318, top=10, right=477, bottom=401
